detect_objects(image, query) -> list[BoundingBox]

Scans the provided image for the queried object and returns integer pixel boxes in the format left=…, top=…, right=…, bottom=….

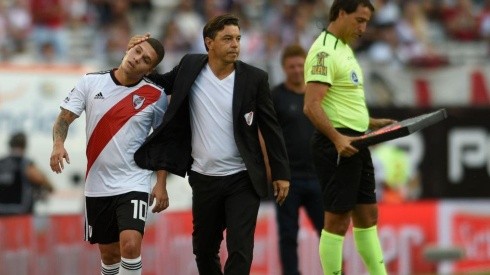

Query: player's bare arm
left=50, top=108, right=78, bottom=173
left=304, top=82, right=358, bottom=157
left=150, top=170, right=169, bottom=213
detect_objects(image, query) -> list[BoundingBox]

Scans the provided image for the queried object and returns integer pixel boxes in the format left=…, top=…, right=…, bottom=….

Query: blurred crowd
left=0, top=0, right=489, bottom=84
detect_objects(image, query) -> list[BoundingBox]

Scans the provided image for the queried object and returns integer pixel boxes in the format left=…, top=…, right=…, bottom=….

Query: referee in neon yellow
left=303, top=1, right=395, bottom=274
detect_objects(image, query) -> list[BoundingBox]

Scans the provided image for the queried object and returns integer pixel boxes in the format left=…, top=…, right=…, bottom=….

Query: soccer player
left=50, top=38, right=168, bottom=275
left=303, top=1, right=395, bottom=274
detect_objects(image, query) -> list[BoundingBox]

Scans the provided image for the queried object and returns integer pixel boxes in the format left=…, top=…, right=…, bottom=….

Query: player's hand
left=334, top=134, right=359, bottom=157
left=127, top=33, right=150, bottom=50
left=50, top=144, right=70, bottom=174
left=369, top=118, right=397, bottom=130
left=150, top=181, right=169, bottom=213
left=273, top=180, right=289, bottom=205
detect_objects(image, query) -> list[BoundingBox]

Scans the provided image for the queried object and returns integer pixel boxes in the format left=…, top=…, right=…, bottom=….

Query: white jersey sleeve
left=61, top=75, right=89, bottom=116
left=152, top=94, right=167, bottom=129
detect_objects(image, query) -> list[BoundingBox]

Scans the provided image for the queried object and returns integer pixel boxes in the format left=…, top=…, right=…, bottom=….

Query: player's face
left=207, top=25, right=241, bottom=64
left=341, top=5, right=372, bottom=45
left=122, top=41, right=158, bottom=75
left=283, top=56, right=305, bottom=86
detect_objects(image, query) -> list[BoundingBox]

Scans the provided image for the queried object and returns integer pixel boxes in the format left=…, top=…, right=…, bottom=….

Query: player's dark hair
left=329, top=0, right=375, bottom=21
left=9, top=132, right=26, bottom=149
left=202, top=14, right=240, bottom=52
left=145, top=38, right=165, bottom=67
left=281, top=44, right=306, bottom=65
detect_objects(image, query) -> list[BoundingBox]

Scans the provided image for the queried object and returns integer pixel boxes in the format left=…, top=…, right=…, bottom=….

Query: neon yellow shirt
left=304, top=31, right=369, bottom=132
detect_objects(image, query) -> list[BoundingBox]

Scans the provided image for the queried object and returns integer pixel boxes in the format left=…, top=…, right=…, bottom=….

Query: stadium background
left=1, top=0, right=490, bottom=274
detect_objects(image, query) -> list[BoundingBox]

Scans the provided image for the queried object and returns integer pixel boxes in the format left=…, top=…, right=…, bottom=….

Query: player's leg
left=85, top=196, right=122, bottom=275
left=352, top=149, right=387, bottom=275
left=119, top=230, right=143, bottom=275
left=116, top=191, right=149, bottom=275
left=188, top=170, right=226, bottom=275
left=99, top=243, right=121, bottom=275
left=275, top=178, right=301, bottom=275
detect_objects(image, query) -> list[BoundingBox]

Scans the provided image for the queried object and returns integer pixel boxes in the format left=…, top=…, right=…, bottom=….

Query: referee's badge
left=244, top=111, right=254, bottom=126
left=351, top=70, right=359, bottom=86
left=311, top=52, right=328, bottom=76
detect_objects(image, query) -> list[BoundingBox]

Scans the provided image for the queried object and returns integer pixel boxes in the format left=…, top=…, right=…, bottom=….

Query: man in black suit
left=132, top=14, right=291, bottom=275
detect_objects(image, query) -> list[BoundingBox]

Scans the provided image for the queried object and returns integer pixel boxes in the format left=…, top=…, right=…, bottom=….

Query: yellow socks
left=319, top=229, right=344, bottom=275
left=353, top=226, right=387, bottom=275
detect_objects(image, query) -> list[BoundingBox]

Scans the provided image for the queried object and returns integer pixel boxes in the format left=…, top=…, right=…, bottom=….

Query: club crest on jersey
left=133, top=95, right=145, bottom=110
left=351, top=70, right=359, bottom=85
left=244, top=111, right=254, bottom=126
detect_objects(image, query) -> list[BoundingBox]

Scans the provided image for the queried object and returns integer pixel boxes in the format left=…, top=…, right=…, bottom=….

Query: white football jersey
left=61, top=70, right=167, bottom=197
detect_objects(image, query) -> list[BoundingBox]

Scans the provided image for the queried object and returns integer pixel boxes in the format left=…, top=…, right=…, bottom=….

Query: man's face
left=283, top=55, right=305, bottom=86
left=207, top=25, right=241, bottom=63
left=121, top=41, right=158, bottom=75
left=340, top=5, right=372, bottom=44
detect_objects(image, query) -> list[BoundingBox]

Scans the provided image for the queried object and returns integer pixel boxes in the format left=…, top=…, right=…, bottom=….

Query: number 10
left=131, top=199, right=148, bottom=221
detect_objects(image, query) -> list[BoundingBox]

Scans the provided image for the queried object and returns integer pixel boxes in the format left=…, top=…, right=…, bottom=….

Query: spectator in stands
left=442, top=0, right=480, bottom=41
left=480, top=0, right=490, bottom=55
left=6, top=0, right=31, bottom=54
left=0, top=2, right=8, bottom=60
left=172, top=0, right=205, bottom=53
left=0, top=132, right=54, bottom=216
left=30, top=0, right=68, bottom=61
left=396, top=0, right=448, bottom=67
left=368, top=19, right=402, bottom=68
left=159, top=18, right=191, bottom=71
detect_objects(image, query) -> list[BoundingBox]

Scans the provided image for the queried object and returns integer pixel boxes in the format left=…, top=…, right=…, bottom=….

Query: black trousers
left=188, top=170, right=260, bottom=275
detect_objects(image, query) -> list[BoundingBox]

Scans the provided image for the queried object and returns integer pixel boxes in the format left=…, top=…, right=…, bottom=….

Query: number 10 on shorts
left=131, top=199, right=148, bottom=221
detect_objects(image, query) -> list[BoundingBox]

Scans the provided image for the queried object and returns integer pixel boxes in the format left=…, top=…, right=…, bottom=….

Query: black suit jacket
left=134, top=54, right=290, bottom=198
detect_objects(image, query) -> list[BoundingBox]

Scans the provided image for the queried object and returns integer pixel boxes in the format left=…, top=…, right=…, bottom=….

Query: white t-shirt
left=61, top=70, right=167, bottom=197
left=189, top=64, right=246, bottom=176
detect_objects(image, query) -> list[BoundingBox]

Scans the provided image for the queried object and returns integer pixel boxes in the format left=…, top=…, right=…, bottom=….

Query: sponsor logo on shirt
left=94, top=92, right=104, bottom=99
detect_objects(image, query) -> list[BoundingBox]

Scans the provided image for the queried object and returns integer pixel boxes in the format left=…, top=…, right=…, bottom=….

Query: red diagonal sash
left=86, top=85, right=160, bottom=177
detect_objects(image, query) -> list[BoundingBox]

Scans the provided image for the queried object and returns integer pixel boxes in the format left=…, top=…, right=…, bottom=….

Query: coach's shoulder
left=236, top=60, right=267, bottom=77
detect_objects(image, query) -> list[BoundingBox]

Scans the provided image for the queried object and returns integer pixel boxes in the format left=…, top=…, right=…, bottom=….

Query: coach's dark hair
left=9, top=132, right=26, bottom=149
left=329, top=0, right=375, bottom=22
left=202, top=14, right=240, bottom=52
left=281, top=44, right=306, bottom=65
left=145, top=38, right=165, bottom=67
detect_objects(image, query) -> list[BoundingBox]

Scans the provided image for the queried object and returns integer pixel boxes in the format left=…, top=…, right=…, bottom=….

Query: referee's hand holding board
left=351, top=109, right=448, bottom=148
